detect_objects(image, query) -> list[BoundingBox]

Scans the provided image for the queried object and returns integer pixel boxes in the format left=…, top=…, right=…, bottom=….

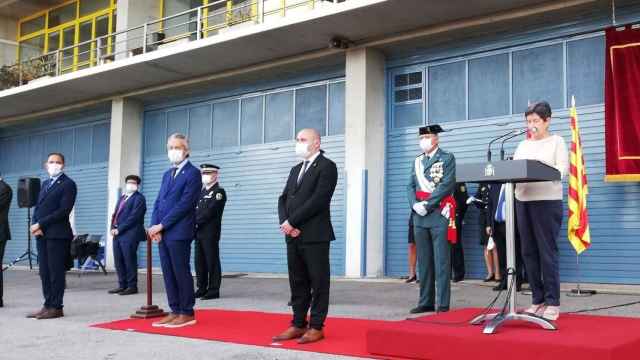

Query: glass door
left=61, top=24, right=76, bottom=73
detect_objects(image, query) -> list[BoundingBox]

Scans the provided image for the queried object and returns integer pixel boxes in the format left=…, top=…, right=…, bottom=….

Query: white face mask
left=295, top=142, right=311, bottom=158
left=47, top=163, right=63, bottom=177
left=125, top=183, right=138, bottom=194
left=202, top=175, right=214, bottom=185
left=168, top=149, right=184, bottom=164
left=419, top=138, right=434, bottom=153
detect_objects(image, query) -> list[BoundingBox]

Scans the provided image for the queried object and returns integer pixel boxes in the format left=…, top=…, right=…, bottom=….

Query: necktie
left=47, top=178, right=55, bottom=191
left=113, top=195, right=127, bottom=225
left=170, top=167, right=178, bottom=184
left=297, top=161, right=309, bottom=186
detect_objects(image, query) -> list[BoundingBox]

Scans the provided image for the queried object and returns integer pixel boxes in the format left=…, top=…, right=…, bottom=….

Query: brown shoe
left=272, top=326, right=307, bottom=341
left=26, top=307, right=48, bottom=318
left=152, top=313, right=178, bottom=328
left=36, top=308, right=64, bottom=319
left=298, top=328, right=325, bottom=344
left=164, top=315, right=196, bottom=328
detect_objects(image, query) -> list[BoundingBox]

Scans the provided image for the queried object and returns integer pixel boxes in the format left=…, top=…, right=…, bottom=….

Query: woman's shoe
left=483, top=274, right=495, bottom=282
left=405, top=275, right=417, bottom=283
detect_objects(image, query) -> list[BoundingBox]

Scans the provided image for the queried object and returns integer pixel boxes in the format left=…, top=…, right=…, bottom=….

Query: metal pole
left=55, top=51, right=61, bottom=76
left=142, top=23, right=149, bottom=53
left=197, top=7, right=203, bottom=40
left=505, top=182, right=516, bottom=311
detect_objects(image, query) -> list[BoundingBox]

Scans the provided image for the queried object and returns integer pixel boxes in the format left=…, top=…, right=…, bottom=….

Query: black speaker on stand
left=3, top=177, right=40, bottom=271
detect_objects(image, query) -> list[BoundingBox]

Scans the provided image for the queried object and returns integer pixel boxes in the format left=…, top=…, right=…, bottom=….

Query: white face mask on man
left=419, top=137, right=434, bottom=153
left=202, top=174, right=214, bottom=185
left=295, top=141, right=311, bottom=159
left=125, top=183, right=138, bottom=194
left=168, top=149, right=185, bottom=164
left=47, top=163, right=63, bottom=177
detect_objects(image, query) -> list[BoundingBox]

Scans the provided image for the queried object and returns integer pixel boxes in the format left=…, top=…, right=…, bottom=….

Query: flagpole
left=567, top=253, right=596, bottom=297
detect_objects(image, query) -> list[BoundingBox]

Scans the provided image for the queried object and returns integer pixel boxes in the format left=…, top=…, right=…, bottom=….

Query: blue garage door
left=385, top=34, right=640, bottom=284
left=0, top=111, right=110, bottom=265
left=140, top=79, right=347, bottom=275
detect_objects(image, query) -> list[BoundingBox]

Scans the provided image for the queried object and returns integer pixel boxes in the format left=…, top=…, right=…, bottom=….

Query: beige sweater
left=513, top=134, right=569, bottom=201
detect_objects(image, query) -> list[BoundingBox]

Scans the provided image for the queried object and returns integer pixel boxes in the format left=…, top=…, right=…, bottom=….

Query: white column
left=114, top=0, right=162, bottom=59
left=106, top=97, right=144, bottom=270
left=344, top=47, right=386, bottom=278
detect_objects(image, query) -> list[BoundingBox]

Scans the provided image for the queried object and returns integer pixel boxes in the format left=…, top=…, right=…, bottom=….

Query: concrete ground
left=2, top=268, right=640, bottom=360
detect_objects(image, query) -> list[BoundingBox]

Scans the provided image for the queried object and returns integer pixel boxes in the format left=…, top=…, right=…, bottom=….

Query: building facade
left=0, top=0, right=639, bottom=283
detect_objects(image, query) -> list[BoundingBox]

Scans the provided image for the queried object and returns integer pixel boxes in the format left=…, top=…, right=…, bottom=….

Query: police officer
left=407, top=124, right=456, bottom=314
left=469, top=182, right=502, bottom=283
left=451, top=182, right=468, bottom=282
left=194, top=164, right=227, bottom=300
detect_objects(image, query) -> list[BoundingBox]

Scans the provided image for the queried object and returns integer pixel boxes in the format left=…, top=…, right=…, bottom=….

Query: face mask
left=295, top=142, right=311, bottom=158
left=419, top=138, right=433, bottom=153
left=125, top=183, right=138, bottom=194
left=47, top=163, right=63, bottom=177
left=168, top=149, right=184, bottom=164
left=202, top=175, right=214, bottom=185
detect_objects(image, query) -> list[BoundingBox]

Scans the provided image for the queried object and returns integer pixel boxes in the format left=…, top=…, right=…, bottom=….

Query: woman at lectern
left=513, top=101, right=568, bottom=321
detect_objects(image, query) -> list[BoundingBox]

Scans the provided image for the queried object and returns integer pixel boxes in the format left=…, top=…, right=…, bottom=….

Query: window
left=567, top=36, right=605, bottom=106
left=512, top=43, right=564, bottom=112
left=428, top=61, right=466, bottom=123
left=188, top=105, right=212, bottom=150
left=328, top=82, right=345, bottom=136
left=241, top=96, right=264, bottom=145
left=49, top=3, right=77, bottom=28
left=468, top=54, right=510, bottom=119
left=393, top=71, right=423, bottom=128
left=80, top=0, right=111, bottom=17
left=265, top=91, right=294, bottom=142
left=19, top=35, right=44, bottom=62
left=20, top=15, right=45, bottom=36
left=213, top=100, right=240, bottom=150
left=295, top=85, right=327, bottom=136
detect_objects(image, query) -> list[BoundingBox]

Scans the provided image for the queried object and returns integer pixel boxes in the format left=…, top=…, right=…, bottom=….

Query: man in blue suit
left=27, top=153, right=77, bottom=320
left=108, top=175, right=147, bottom=296
left=148, top=133, right=202, bottom=328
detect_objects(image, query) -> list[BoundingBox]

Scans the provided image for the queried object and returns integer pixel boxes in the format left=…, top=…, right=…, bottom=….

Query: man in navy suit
left=27, top=153, right=77, bottom=320
left=108, top=175, right=147, bottom=296
left=148, top=133, right=201, bottom=328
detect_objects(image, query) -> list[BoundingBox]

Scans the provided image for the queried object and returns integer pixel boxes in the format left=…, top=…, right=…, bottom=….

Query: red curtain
left=605, top=26, right=640, bottom=182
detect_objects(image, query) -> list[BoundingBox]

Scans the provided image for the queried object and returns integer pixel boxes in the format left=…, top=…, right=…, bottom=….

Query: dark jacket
left=151, top=161, right=202, bottom=242
left=0, top=179, right=11, bottom=242
left=33, top=173, right=77, bottom=240
left=111, top=191, right=147, bottom=243
left=278, top=152, right=338, bottom=244
left=454, top=182, right=469, bottom=224
left=195, top=183, right=226, bottom=242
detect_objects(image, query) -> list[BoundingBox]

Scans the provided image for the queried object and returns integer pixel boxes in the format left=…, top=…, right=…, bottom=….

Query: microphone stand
left=487, top=130, right=518, bottom=162
left=499, top=129, right=529, bottom=160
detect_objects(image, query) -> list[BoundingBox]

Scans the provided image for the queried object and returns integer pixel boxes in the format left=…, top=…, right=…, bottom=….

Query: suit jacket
left=151, top=161, right=202, bottom=242
left=278, top=152, right=338, bottom=244
left=33, top=173, right=77, bottom=240
left=111, top=191, right=147, bottom=243
left=0, top=179, right=12, bottom=243
left=453, top=182, right=469, bottom=224
left=486, top=183, right=503, bottom=229
left=195, top=183, right=226, bottom=242
left=407, top=148, right=456, bottom=228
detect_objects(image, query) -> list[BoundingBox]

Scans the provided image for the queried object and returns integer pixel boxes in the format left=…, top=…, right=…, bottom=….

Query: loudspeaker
left=18, top=177, right=41, bottom=208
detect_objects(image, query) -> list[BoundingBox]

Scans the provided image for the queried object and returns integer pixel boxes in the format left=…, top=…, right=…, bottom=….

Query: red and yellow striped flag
left=568, top=97, right=591, bottom=254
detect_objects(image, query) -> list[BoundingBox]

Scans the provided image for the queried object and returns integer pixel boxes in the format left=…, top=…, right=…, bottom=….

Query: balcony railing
left=0, top=0, right=346, bottom=90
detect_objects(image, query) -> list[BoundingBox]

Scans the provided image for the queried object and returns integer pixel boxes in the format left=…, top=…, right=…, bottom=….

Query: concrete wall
left=0, top=15, right=18, bottom=66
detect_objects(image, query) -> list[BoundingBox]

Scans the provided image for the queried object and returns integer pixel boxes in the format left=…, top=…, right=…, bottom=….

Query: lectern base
left=470, top=311, right=557, bottom=334
left=131, top=305, right=166, bottom=319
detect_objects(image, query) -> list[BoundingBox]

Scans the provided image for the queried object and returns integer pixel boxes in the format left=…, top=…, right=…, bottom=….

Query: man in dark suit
left=273, top=128, right=338, bottom=345
left=194, top=164, right=226, bottom=300
left=27, top=153, right=77, bottom=319
left=108, top=175, right=147, bottom=296
left=0, top=174, right=12, bottom=308
left=148, top=133, right=202, bottom=329
left=451, top=182, right=468, bottom=282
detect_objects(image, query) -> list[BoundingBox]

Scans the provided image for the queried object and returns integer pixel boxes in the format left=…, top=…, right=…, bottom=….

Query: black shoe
left=194, top=289, right=207, bottom=298
left=201, top=292, right=220, bottom=300
left=0, top=299, right=3, bottom=308
left=410, top=305, right=435, bottom=314
left=405, top=275, right=417, bottom=284
left=483, top=274, right=495, bottom=282
left=287, top=301, right=293, bottom=306
left=108, top=288, right=125, bottom=294
left=437, top=307, right=449, bottom=313
left=493, top=282, right=507, bottom=291
left=118, top=288, right=138, bottom=295
left=452, top=277, right=464, bottom=283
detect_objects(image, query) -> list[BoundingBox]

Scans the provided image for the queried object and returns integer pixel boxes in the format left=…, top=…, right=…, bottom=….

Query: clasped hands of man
left=279, top=220, right=301, bottom=238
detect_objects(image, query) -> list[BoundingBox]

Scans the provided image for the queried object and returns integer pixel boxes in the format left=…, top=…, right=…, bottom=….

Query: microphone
left=487, top=130, right=519, bottom=162
left=500, top=128, right=532, bottom=160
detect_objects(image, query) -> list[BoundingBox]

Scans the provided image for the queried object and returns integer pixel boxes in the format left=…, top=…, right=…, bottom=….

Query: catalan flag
left=567, top=97, right=591, bottom=254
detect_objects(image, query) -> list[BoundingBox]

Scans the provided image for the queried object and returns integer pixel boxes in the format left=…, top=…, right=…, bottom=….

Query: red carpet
left=367, top=308, right=640, bottom=360
left=92, top=309, right=393, bottom=359
left=92, top=308, right=640, bottom=360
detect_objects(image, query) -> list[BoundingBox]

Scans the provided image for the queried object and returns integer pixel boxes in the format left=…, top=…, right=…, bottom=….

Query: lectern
left=457, top=160, right=560, bottom=334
